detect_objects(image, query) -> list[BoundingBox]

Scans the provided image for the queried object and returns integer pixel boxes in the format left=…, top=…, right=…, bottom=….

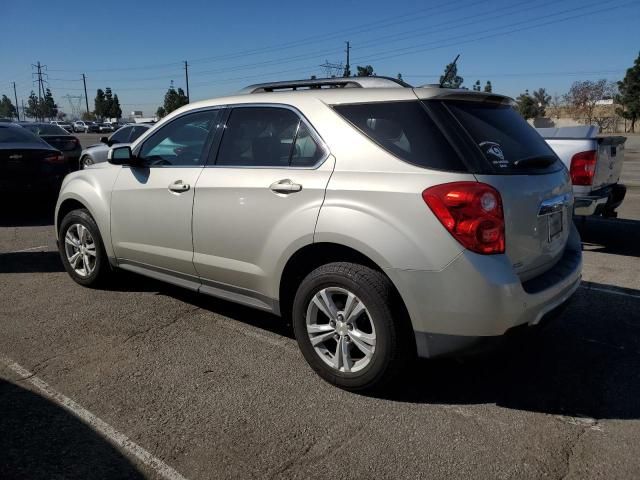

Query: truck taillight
left=570, top=150, right=597, bottom=186
left=422, top=182, right=505, bottom=255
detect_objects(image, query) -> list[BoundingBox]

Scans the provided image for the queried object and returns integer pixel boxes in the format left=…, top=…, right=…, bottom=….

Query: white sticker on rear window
left=479, top=141, right=508, bottom=168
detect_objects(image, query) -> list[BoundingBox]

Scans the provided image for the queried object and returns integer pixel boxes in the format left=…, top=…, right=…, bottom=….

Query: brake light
left=44, top=153, right=65, bottom=164
left=422, top=182, right=505, bottom=254
left=569, top=150, right=597, bottom=186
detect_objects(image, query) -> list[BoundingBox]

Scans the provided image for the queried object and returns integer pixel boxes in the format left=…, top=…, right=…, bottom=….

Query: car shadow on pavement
left=0, top=251, right=64, bottom=273
left=0, top=197, right=55, bottom=227
left=0, top=379, right=145, bottom=480
left=380, top=282, right=640, bottom=420
left=577, top=216, right=640, bottom=258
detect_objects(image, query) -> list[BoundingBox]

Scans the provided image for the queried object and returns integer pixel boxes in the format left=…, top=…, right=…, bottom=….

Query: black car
left=0, top=123, right=67, bottom=194
left=19, top=122, right=82, bottom=172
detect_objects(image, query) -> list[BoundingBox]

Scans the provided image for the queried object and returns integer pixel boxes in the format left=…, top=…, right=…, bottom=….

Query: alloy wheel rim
left=306, top=287, right=376, bottom=373
left=64, top=223, right=97, bottom=277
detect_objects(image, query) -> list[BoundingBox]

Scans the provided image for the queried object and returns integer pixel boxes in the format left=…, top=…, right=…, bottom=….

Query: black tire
left=292, top=262, right=414, bottom=392
left=58, top=208, right=111, bottom=287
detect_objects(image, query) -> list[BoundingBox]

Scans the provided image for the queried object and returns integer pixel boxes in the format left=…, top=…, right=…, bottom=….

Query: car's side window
left=216, top=107, right=304, bottom=167
left=138, top=110, right=220, bottom=167
left=110, top=127, right=132, bottom=144
left=290, top=123, right=323, bottom=167
left=130, top=126, right=148, bottom=142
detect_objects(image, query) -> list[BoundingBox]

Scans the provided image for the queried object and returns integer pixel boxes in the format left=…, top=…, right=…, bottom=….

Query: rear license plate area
left=548, top=211, right=563, bottom=242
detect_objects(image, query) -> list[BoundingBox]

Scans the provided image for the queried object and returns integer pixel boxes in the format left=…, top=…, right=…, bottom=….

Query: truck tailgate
left=593, top=136, right=626, bottom=189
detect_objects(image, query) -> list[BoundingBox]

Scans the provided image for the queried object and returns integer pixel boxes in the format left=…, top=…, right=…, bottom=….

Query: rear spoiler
left=413, top=88, right=515, bottom=106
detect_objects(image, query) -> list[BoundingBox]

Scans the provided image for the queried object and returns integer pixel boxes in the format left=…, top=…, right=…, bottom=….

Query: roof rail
left=239, top=76, right=412, bottom=94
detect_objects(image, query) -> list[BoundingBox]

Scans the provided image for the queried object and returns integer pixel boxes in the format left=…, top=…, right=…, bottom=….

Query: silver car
left=55, top=77, right=582, bottom=391
left=79, top=123, right=152, bottom=169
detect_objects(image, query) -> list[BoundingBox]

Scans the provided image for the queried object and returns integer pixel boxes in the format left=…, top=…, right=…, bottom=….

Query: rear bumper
left=574, top=184, right=626, bottom=216
left=386, top=223, right=582, bottom=358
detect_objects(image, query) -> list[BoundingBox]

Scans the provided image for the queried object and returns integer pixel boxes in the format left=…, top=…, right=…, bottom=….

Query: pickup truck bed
left=537, top=126, right=626, bottom=216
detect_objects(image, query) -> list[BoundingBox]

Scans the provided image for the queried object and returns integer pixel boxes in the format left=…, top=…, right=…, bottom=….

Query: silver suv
left=55, top=77, right=582, bottom=391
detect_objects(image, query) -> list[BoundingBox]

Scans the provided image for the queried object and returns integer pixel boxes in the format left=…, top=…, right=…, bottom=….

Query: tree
left=616, top=51, right=640, bottom=132
left=531, top=88, right=551, bottom=117
left=94, top=89, right=106, bottom=119
left=42, top=88, right=58, bottom=120
left=516, top=90, right=542, bottom=120
left=156, top=106, right=166, bottom=119
left=564, top=79, right=617, bottom=126
left=550, top=94, right=563, bottom=119
left=473, top=80, right=481, bottom=92
left=81, top=111, right=96, bottom=121
left=25, top=91, right=44, bottom=120
left=111, top=94, right=122, bottom=119
left=397, top=73, right=403, bottom=81
left=104, top=87, right=114, bottom=118
left=0, top=95, right=17, bottom=119
left=160, top=85, right=188, bottom=115
left=484, top=81, right=492, bottom=93
left=356, top=65, right=374, bottom=77
left=439, top=62, right=463, bottom=88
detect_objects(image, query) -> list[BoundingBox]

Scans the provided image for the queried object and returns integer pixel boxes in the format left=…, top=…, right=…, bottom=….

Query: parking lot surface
left=1, top=135, right=639, bottom=479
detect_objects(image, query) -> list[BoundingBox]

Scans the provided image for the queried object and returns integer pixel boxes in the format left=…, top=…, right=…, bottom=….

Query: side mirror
left=108, top=146, right=139, bottom=166
left=100, top=136, right=109, bottom=145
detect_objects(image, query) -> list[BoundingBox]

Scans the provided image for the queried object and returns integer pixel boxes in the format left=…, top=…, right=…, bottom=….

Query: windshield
left=442, top=100, right=561, bottom=174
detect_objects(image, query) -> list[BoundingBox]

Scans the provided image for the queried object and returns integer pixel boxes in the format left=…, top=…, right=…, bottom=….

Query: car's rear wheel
left=292, top=262, right=413, bottom=392
left=58, top=209, right=111, bottom=287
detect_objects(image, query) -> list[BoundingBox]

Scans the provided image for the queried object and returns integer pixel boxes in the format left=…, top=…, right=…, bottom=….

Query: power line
left=352, top=0, right=636, bottom=65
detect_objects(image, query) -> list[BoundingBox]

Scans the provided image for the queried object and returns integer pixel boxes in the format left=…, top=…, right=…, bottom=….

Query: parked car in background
left=79, top=123, right=152, bottom=169
left=1, top=123, right=67, bottom=194
left=73, top=121, right=100, bottom=133
left=19, top=122, right=82, bottom=172
left=537, top=126, right=626, bottom=217
left=51, top=121, right=74, bottom=133
left=98, top=123, right=115, bottom=133
left=56, top=77, right=582, bottom=391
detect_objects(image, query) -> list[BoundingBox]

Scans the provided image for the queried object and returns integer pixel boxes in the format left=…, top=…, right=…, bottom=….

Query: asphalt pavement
left=1, top=135, right=639, bottom=479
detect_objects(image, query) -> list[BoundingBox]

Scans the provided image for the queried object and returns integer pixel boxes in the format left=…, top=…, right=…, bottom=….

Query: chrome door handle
left=168, top=180, right=190, bottom=193
left=270, top=179, right=302, bottom=194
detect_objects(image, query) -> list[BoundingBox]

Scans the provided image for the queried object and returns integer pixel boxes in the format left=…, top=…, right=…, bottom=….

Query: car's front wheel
left=292, top=262, right=414, bottom=392
left=80, top=155, right=94, bottom=169
left=58, top=209, right=111, bottom=287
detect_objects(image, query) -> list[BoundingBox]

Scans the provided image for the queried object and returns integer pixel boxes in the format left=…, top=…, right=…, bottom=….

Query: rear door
left=432, top=97, right=573, bottom=281
left=192, top=105, right=333, bottom=306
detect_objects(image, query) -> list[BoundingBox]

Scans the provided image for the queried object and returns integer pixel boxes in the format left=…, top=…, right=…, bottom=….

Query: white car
left=55, top=77, right=581, bottom=391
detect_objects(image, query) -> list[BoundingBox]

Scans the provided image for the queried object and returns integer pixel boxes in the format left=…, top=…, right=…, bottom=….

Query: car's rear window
left=22, top=124, right=68, bottom=136
left=0, top=127, right=42, bottom=144
left=443, top=100, right=561, bottom=173
left=333, top=101, right=467, bottom=172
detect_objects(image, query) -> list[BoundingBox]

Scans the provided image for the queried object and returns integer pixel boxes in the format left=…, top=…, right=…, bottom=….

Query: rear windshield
left=333, top=101, right=467, bottom=172
left=443, top=100, right=561, bottom=173
left=22, top=124, right=68, bottom=136
left=0, top=126, right=42, bottom=144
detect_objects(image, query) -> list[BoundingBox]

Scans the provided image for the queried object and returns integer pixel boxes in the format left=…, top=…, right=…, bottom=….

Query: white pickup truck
left=537, top=126, right=627, bottom=217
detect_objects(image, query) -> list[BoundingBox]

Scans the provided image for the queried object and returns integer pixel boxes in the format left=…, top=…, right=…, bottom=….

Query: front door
left=111, top=108, right=222, bottom=279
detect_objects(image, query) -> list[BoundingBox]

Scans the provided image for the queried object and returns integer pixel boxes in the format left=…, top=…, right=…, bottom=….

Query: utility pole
left=35, top=61, right=43, bottom=121
left=82, top=73, right=89, bottom=116
left=21, top=100, right=25, bottom=121
left=343, top=41, right=351, bottom=77
left=12, top=82, right=19, bottom=121
left=184, top=61, right=190, bottom=103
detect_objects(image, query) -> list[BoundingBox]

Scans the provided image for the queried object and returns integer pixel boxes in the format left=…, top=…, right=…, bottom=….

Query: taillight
left=422, top=182, right=505, bottom=255
left=569, top=150, right=597, bottom=186
left=44, top=153, right=66, bottom=164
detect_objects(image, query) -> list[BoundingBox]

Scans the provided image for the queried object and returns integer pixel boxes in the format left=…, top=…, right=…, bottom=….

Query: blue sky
left=2, top=0, right=639, bottom=117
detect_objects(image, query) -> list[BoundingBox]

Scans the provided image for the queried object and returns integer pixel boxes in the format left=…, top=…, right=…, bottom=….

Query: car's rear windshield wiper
left=513, top=155, right=557, bottom=168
